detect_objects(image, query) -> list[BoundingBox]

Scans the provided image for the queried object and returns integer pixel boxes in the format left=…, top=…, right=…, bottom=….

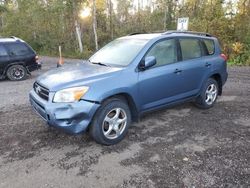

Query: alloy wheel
left=102, top=108, right=127, bottom=139
left=12, top=67, right=25, bottom=80
left=205, top=83, right=218, bottom=105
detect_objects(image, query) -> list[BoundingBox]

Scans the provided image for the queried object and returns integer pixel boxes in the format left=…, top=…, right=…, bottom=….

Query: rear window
left=0, top=45, right=8, bottom=56
left=6, top=43, right=32, bottom=56
left=179, top=38, right=202, bottom=60
left=203, top=39, right=215, bottom=55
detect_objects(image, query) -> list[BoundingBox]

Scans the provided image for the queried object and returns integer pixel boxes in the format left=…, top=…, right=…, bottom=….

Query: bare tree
left=73, top=1, right=83, bottom=53
left=92, top=0, right=98, bottom=50
left=106, top=0, right=113, bottom=39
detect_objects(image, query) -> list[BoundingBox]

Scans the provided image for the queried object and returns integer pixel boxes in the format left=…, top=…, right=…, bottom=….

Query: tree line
left=0, top=0, right=249, bottom=65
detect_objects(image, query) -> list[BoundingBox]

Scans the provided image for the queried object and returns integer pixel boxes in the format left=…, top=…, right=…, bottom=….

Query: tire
left=195, top=78, right=219, bottom=109
left=6, top=65, right=27, bottom=81
left=89, top=97, right=131, bottom=145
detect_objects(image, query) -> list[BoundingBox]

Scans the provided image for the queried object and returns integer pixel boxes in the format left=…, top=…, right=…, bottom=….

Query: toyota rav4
left=29, top=31, right=228, bottom=145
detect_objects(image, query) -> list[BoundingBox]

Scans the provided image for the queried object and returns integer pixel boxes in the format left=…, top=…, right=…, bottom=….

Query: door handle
left=174, top=69, right=182, bottom=74
left=205, top=62, right=211, bottom=67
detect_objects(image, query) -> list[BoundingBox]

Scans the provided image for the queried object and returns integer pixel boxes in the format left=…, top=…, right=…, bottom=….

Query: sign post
left=57, top=45, right=64, bottom=68
left=177, top=17, right=189, bottom=31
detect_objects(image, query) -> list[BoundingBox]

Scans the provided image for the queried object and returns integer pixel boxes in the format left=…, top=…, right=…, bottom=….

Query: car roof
left=0, top=38, right=17, bottom=43
left=120, top=33, right=162, bottom=40
left=0, top=37, right=24, bottom=43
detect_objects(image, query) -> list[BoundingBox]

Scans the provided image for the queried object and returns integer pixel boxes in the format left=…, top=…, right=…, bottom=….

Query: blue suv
left=29, top=31, right=228, bottom=145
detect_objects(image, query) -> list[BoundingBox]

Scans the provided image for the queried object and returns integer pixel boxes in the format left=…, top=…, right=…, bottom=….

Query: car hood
left=36, top=61, right=123, bottom=91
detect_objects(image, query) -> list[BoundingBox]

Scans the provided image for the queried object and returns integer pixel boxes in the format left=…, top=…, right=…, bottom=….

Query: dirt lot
left=0, top=57, right=249, bottom=188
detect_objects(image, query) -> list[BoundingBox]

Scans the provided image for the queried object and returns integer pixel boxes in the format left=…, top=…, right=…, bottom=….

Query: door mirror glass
left=140, top=56, right=156, bottom=70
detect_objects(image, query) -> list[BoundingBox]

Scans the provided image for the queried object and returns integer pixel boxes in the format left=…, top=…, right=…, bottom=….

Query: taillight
left=220, top=53, right=227, bottom=61
left=35, top=55, right=39, bottom=63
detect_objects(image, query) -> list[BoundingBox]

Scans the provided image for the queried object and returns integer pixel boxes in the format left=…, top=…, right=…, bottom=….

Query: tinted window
left=6, top=43, right=31, bottom=56
left=146, top=39, right=177, bottom=67
left=0, top=45, right=8, bottom=56
left=180, top=38, right=202, bottom=60
left=203, top=39, right=215, bottom=55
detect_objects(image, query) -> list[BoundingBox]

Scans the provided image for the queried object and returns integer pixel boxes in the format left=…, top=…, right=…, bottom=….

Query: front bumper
left=29, top=89, right=100, bottom=134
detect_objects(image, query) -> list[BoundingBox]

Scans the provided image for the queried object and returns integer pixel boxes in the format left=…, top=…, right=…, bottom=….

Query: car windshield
left=89, top=38, right=149, bottom=67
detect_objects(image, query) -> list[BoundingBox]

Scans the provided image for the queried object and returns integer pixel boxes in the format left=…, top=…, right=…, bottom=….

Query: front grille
left=33, top=82, right=49, bottom=101
left=30, top=95, right=47, bottom=121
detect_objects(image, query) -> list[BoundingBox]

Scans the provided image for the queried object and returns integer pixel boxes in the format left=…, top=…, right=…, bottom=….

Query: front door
left=138, top=38, right=184, bottom=111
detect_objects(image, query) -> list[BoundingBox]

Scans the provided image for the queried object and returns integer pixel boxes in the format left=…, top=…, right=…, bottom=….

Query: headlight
left=53, top=86, right=89, bottom=103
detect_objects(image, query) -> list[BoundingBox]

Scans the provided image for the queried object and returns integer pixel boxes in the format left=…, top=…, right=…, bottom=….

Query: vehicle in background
left=0, top=37, right=41, bottom=81
left=30, top=31, right=228, bottom=145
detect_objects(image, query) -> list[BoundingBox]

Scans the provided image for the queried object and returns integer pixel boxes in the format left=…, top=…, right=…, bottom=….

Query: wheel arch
left=210, top=73, right=222, bottom=95
left=100, top=92, right=139, bottom=122
left=3, top=62, right=27, bottom=76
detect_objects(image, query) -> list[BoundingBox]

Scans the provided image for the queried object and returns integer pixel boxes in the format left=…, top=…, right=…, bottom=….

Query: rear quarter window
left=6, top=42, right=32, bottom=56
left=203, top=39, right=215, bottom=55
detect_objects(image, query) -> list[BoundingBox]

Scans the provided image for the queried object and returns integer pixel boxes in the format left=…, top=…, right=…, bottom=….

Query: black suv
left=0, top=37, right=41, bottom=81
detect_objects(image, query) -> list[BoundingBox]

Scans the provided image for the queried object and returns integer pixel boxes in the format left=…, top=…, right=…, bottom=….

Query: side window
left=146, top=39, right=177, bottom=67
left=6, top=43, right=31, bottom=56
left=203, top=39, right=215, bottom=55
left=0, top=45, right=8, bottom=56
left=179, top=38, right=202, bottom=60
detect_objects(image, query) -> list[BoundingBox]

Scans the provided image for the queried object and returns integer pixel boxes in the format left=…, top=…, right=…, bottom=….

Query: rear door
left=174, top=37, right=211, bottom=95
left=0, top=44, right=10, bottom=76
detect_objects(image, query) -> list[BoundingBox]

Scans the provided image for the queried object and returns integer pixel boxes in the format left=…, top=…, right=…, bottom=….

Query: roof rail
left=128, top=32, right=143, bottom=36
left=10, top=36, right=18, bottom=39
left=9, top=36, right=24, bottom=42
left=163, top=30, right=212, bottom=37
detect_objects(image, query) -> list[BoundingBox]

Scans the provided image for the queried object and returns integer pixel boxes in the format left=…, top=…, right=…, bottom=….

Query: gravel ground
left=0, top=57, right=249, bottom=188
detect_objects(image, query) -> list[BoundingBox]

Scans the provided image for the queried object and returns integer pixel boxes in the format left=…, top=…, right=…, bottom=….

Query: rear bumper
left=222, top=72, right=228, bottom=86
left=27, top=63, right=42, bottom=72
left=29, top=89, right=100, bottom=134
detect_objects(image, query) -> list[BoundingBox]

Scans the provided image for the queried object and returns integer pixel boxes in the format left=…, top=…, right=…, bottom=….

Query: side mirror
left=140, top=56, right=156, bottom=70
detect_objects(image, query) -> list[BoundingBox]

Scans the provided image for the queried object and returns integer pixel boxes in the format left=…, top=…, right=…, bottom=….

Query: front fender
left=82, top=69, right=139, bottom=110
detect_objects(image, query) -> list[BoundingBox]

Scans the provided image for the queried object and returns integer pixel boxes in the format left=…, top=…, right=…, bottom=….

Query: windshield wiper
left=91, top=61, right=110, bottom=67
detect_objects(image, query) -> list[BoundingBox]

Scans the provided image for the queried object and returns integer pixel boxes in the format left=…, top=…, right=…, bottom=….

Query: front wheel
left=89, top=97, right=131, bottom=145
left=195, top=78, right=219, bottom=109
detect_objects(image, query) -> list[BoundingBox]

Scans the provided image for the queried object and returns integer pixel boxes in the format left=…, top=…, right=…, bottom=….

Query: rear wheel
left=89, top=97, right=131, bottom=145
left=6, top=65, right=27, bottom=81
left=195, top=78, right=219, bottom=109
